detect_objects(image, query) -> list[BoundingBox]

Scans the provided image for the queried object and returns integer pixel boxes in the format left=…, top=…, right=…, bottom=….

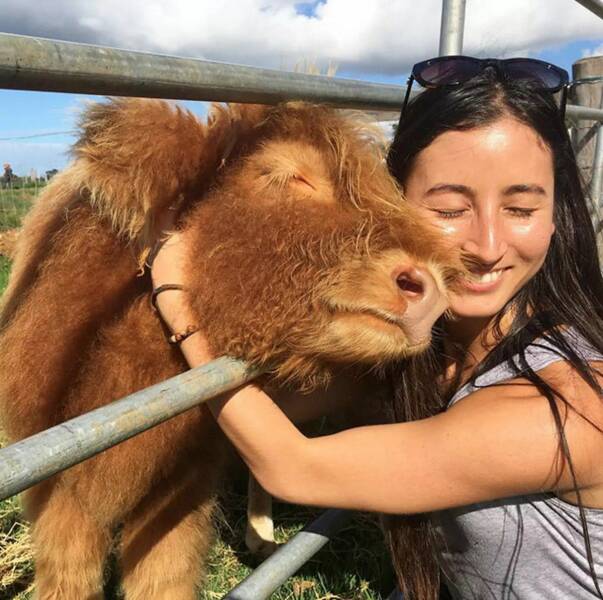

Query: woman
left=151, top=61, right=603, bottom=598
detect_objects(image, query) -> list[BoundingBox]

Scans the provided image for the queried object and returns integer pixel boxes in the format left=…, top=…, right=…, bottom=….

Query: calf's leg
left=25, top=481, right=112, bottom=600
left=118, top=465, right=218, bottom=600
left=245, top=473, right=278, bottom=559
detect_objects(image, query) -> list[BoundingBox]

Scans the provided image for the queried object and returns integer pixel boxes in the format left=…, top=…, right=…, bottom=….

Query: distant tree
left=2, top=163, right=13, bottom=188
left=45, top=169, right=59, bottom=181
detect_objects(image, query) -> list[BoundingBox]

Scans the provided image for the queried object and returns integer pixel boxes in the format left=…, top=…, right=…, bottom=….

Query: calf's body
left=0, top=99, right=460, bottom=598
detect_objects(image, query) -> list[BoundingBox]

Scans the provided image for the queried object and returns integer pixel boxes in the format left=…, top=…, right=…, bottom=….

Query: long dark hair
left=385, top=70, right=603, bottom=599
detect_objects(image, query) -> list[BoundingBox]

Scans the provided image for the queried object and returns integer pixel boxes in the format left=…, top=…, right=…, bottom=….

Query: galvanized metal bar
left=566, top=103, right=603, bottom=121
left=0, top=356, right=261, bottom=501
left=575, top=0, right=603, bottom=20
left=223, top=509, right=352, bottom=599
left=0, top=33, right=409, bottom=111
left=1, top=33, right=602, bottom=123
left=439, top=0, right=467, bottom=56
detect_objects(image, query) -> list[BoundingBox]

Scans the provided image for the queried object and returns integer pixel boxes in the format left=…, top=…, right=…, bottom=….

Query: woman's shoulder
left=527, top=326, right=603, bottom=364
left=449, top=326, right=603, bottom=407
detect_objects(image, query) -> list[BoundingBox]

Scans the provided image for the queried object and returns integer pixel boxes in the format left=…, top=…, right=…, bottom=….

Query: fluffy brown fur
left=0, top=98, right=462, bottom=598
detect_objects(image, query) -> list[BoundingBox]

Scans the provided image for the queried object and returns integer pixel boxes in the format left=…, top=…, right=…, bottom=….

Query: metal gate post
left=591, top=93, right=603, bottom=222
left=439, top=0, right=467, bottom=56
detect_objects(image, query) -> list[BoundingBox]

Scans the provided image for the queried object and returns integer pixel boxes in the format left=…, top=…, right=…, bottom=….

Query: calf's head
left=181, top=103, right=463, bottom=386
left=75, top=99, right=462, bottom=388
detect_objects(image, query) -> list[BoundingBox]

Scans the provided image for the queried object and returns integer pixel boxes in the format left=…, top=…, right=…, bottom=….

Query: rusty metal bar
left=0, top=357, right=261, bottom=501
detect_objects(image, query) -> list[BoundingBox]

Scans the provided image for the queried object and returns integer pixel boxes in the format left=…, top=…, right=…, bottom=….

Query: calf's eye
left=291, top=173, right=317, bottom=192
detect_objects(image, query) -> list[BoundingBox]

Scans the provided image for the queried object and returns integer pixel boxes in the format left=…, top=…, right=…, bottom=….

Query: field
left=0, top=185, right=395, bottom=599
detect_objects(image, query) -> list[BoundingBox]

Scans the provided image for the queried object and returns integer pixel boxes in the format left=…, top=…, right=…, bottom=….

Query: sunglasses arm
left=559, top=84, right=568, bottom=122
left=397, top=75, right=415, bottom=128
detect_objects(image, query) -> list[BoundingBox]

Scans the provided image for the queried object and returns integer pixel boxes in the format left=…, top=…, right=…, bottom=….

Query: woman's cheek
left=507, top=218, right=554, bottom=262
left=432, top=220, right=469, bottom=246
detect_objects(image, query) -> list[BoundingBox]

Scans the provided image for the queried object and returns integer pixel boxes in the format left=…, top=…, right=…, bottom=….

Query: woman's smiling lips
left=461, top=267, right=510, bottom=293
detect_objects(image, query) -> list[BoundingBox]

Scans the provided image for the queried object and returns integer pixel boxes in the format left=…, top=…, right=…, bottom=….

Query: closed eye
left=432, top=209, right=467, bottom=219
left=252, top=140, right=335, bottom=203
left=291, top=173, right=317, bottom=192
left=507, top=207, right=536, bottom=217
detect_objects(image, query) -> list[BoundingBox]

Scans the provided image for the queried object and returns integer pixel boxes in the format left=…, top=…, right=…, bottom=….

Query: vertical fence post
left=590, top=94, right=603, bottom=221
left=571, top=55, right=603, bottom=253
left=439, top=0, right=467, bottom=56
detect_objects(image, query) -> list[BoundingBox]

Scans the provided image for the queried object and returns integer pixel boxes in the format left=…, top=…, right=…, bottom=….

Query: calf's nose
left=395, top=267, right=426, bottom=299
left=392, top=265, right=449, bottom=345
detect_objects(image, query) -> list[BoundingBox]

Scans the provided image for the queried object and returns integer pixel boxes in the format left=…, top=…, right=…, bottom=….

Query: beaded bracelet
left=168, top=324, right=200, bottom=345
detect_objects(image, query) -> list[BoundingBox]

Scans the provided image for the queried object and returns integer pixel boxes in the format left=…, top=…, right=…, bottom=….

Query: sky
left=1, top=0, right=602, bottom=175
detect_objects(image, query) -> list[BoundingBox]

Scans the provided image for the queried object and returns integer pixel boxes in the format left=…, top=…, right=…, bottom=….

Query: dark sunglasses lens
left=504, top=60, right=567, bottom=90
left=416, top=57, right=480, bottom=86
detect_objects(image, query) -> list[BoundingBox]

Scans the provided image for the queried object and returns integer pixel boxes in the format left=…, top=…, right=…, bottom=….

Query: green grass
left=0, top=187, right=37, bottom=231
left=0, top=190, right=394, bottom=598
left=0, top=257, right=10, bottom=293
left=0, top=467, right=393, bottom=599
left=199, top=485, right=394, bottom=599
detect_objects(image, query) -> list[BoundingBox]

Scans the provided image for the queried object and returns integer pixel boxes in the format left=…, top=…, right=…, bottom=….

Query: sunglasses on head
left=400, top=55, right=570, bottom=121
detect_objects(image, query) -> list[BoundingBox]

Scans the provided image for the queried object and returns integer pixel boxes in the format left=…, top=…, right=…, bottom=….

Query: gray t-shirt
left=433, top=329, right=603, bottom=599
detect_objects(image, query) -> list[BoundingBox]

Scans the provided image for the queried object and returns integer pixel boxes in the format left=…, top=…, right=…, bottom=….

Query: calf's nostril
left=396, top=270, right=424, bottom=297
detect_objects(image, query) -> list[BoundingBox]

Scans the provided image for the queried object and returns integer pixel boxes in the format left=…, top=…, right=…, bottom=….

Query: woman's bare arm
left=151, top=232, right=603, bottom=514
left=208, top=364, right=603, bottom=513
left=162, top=305, right=603, bottom=514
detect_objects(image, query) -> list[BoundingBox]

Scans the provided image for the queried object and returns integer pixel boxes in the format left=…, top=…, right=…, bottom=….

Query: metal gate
left=1, top=1, right=602, bottom=597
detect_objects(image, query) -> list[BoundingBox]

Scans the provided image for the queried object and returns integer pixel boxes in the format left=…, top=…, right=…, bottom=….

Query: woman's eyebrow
left=503, top=184, right=547, bottom=196
left=425, top=183, right=475, bottom=199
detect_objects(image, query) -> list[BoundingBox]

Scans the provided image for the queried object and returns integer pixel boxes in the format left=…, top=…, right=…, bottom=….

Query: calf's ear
left=70, top=98, right=269, bottom=263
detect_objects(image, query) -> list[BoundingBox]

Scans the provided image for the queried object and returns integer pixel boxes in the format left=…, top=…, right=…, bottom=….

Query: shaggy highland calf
left=0, top=98, right=461, bottom=599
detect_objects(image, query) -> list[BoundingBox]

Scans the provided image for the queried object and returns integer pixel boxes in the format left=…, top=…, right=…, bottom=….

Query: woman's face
left=404, top=117, right=556, bottom=320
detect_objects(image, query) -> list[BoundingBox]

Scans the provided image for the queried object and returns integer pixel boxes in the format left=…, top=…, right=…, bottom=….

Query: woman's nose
left=461, top=215, right=508, bottom=264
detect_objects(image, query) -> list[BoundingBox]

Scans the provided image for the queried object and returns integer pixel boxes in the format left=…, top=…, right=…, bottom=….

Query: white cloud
left=583, top=42, right=603, bottom=58
left=0, top=0, right=601, bottom=75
